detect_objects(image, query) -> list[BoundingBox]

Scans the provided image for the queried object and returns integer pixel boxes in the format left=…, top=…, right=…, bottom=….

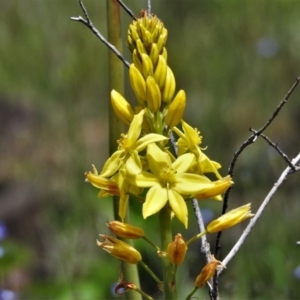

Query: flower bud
left=85, top=171, right=119, bottom=196
left=194, top=255, right=224, bottom=288
left=107, top=221, right=144, bottom=239
left=153, top=55, right=167, bottom=89
left=207, top=203, right=254, bottom=233
left=129, top=64, right=146, bottom=106
left=167, top=234, right=187, bottom=265
left=194, top=176, right=233, bottom=200
left=111, top=90, right=134, bottom=126
left=146, top=76, right=161, bottom=113
left=141, top=53, right=154, bottom=78
left=97, top=235, right=142, bottom=264
left=165, top=90, right=186, bottom=128
left=162, top=66, right=176, bottom=103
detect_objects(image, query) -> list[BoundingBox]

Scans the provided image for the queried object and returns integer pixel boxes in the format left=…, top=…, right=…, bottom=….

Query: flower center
left=117, top=134, right=130, bottom=151
left=159, top=166, right=176, bottom=187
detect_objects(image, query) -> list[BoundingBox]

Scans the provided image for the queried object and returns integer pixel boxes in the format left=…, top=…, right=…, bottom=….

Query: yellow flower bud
left=153, top=55, right=167, bottom=89
left=207, top=203, right=254, bottom=233
left=162, top=66, right=176, bottom=103
left=111, top=90, right=134, bottom=126
left=165, top=90, right=186, bottom=128
left=85, top=170, right=119, bottom=196
left=129, top=64, right=146, bottom=106
left=107, top=221, right=144, bottom=239
left=97, top=235, right=142, bottom=264
left=146, top=76, right=161, bottom=113
left=194, top=176, right=233, bottom=200
left=194, top=255, right=224, bottom=288
left=167, top=234, right=187, bottom=265
left=141, top=53, right=154, bottom=78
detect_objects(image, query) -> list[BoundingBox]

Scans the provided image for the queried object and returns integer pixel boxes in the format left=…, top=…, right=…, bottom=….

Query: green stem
left=186, top=230, right=207, bottom=246
left=139, top=260, right=162, bottom=285
left=106, top=1, right=141, bottom=300
left=185, top=286, right=198, bottom=300
left=159, top=206, right=177, bottom=300
left=132, top=287, right=155, bottom=300
left=142, top=236, right=161, bottom=252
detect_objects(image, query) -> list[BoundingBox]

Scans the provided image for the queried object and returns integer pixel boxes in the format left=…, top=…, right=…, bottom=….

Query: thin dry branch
left=218, top=152, right=300, bottom=273
left=253, top=131, right=295, bottom=170
left=215, top=76, right=300, bottom=257
left=71, top=0, right=130, bottom=68
left=147, top=0, right=151, bottom=14
left=116, top=0, right=137, bottom=20
left=211, top=77, right=300, bottom=300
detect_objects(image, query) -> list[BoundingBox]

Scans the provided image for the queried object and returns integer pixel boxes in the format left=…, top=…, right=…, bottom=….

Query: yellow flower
left=107, top=221, right=144, bottom=239
left=85, top=166, right=141, bottom=221
left=207, top=203, right=254, bottom=233
left=128, top=143, right=224, bottom=228
left=173, top=120, right=222, bottom=179
left=167, top=233, right=187, bottom=265
left=97, top=235, right=142, bottom=264
left=100, top=109, right=168, bottom=177
left=193, top=175, right=233, bottom=201
left=85, top=165, right=119, bottom=196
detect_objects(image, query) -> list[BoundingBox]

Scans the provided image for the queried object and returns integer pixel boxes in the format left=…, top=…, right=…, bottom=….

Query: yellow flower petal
left=118, top=193, right=129, bottom=222
left=172, top=153, right=195, bottom=173
left=135, top=133, right=169, bottom=152
left=197, top=151, right=222, bottom=179
left=168, top=189, right=188, bottom=228
left=100, top=150, right=123, bottom=177
left=147, top=143, right=172, bottom=177
left=181, top=120, right=202, bottom=145
left=129, top=171, right=159, bottom=188
left=174, top=174, right=216, bottom=195
left=143, top=185, right=168, bottom=218
left=126, top=151, right=142, bottom=175
left=126, top=110, right=144, bottom=149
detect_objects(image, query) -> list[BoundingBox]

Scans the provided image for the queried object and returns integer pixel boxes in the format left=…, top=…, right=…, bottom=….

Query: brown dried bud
left=167, top=234, right=187, bottom=265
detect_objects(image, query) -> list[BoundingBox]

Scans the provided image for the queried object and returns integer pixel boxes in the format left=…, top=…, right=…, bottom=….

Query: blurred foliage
left=0, top=0, right=300, bottom=299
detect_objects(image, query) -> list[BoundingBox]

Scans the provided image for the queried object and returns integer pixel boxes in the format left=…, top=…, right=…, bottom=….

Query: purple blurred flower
left=0, top=246, right=4, bottom=258
left=294, top=266, right=300, bottom=280
left=0, top=222, right=7, bottom=241
left=0, top=290, right=17, bottom=300
left=256, top=36, right=279, bottom=58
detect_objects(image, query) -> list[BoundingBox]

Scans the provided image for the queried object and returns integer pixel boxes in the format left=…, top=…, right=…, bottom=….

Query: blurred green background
left=1, top=0, right=300, bottom=299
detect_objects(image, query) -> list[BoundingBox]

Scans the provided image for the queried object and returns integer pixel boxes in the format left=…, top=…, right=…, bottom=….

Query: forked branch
left=71, top=0, right=130, bottom=68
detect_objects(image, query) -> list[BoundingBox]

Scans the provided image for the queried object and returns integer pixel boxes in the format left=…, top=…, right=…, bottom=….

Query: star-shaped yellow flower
left=173, top=120, right=222, bottom=179
left=128, top=143, right=225, bottom=228
left=100, top=109, right=168, bottom=177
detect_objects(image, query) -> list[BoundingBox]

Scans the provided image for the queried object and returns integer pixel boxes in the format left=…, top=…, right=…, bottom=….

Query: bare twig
left=251, top=130, right=295, bottom=170
left=215, top=76, right=300, bottom=257
left=212, top=77, right=300, bottom=299
left=71, top=0, right=130, bottom=68
left=147, top=0, right=151, bottom=14
left=218, top=152, right=300, bottom=273
left=116, top=0, right=137, bottom=20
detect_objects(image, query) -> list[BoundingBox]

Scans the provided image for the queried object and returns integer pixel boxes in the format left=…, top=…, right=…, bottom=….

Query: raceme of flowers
left=86, top=13, right=233, bottom=228
left=84, top=10, right=254, bottom=295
